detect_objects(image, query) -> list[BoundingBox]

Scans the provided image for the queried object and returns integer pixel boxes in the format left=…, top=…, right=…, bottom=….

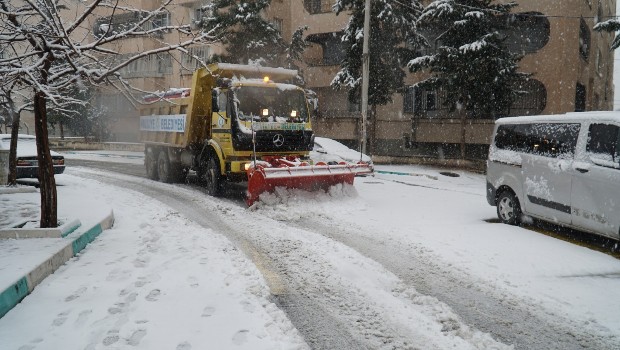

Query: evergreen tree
left=332, top=0, right=425, bottom=107
left=331, top=0, right=425, bottom=153
left=594, top=19, right=620, bottom=50
left=408, top=0, right=528, bottom=117
left=203, top=0, right=308, bottom=69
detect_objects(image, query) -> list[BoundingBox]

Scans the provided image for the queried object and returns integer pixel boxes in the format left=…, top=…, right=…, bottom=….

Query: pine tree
left=332, top=0, right=425, bottom=153
left=594, top=19, right=620, bottom=50
left=204, top=0, right=308, bottom=69
left=409, top=0, right=527, bottom=116
left=408, top=0, right=528, bottom=158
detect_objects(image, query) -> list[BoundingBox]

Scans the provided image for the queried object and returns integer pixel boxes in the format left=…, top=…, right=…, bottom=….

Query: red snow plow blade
left=245, top=157, right=373, bottom=206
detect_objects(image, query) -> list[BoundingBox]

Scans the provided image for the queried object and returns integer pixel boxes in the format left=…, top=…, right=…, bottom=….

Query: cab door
left=571, top=123, right=620, bottom=238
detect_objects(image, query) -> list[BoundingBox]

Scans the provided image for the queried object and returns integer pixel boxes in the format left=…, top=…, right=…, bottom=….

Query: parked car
left=0, top=134, right=65, bottom=178
left=311, top=137, right=373, bottom=165
left=486, top=112, right=620, bottom=241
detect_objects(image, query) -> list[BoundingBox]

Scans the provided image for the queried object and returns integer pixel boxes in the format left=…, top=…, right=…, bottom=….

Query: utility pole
left=361, top=0, right=370, bottom=155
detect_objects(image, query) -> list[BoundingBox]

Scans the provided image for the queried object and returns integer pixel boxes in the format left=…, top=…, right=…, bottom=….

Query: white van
left=486, top=112, right=620, bottom=242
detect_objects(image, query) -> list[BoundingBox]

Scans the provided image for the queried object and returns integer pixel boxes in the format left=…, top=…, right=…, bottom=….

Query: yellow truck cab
left=139, top=63, right=315, bottom=196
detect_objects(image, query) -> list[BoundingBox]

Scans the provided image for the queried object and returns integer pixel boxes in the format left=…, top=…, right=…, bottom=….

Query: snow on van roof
left=496, top=111, right=620, bottom=125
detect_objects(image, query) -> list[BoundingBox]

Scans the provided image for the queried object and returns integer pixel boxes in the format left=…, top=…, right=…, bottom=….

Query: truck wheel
left=145, top=149, right=158, bottom=180
left=158, top=151, right=173, bottom=183
left=205, top=157, right=223, bottom=196
left=497, top=190, right=522, bottom=226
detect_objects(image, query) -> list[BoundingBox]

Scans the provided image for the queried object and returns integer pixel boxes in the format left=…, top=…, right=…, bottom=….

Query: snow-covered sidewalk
left=0, top=174, right=307, bottom=350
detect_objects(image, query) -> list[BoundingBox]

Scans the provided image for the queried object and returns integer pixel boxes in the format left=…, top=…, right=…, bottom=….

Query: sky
left=1, top=145, right=619, bottom=349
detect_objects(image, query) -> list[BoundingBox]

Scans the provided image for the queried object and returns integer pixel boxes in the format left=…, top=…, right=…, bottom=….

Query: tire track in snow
left=70, top=167, right=509, bottom=350
left=287, top=216, right=618, bottom=350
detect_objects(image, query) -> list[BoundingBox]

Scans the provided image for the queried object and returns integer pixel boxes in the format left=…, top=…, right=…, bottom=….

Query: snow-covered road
left=3, top=156, right=619, bottom=349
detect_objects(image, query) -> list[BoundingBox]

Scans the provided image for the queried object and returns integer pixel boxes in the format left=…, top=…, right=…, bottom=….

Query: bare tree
left=0, top=0, right=216, bottom=227
left=0, top=80, right=33, bottom=186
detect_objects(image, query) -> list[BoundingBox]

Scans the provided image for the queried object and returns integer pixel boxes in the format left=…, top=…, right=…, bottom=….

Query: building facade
left=288, top=0, right=617, bottom=160
left=23, top=0, right=614, bottom=163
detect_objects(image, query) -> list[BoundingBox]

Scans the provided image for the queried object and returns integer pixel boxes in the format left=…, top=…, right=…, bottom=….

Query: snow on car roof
left=496, top=111, right=620, bottom=125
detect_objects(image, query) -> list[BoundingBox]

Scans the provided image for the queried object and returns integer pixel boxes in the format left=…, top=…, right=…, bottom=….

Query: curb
left=0, top=210, right=115, bottom=318
left=0, top=219, right=82, bottom=239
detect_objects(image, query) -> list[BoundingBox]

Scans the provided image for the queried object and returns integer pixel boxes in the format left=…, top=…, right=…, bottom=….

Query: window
left=194, top=6, right=211, bottom=24
left=403, top=86, right=417, bottom=114
left=587, top=123, right=620, bottom=167
left=501, top=12, right=550, bottom=54
left=495, top=123, right=581, bottom=158
left=426, top=91, right=437, bottom=111
left=93, top=11, right=170, bottom=38
left=348, top=94, right=360, bottom=113
left=181, top=46, right=211, bottom=71
left=272, top=18, right=283, bottom=33
left=579, top=18, right=591, bottom=61
left=575, top=83, right=587, bottom=112
left=403, top=86, right=439, bottom=115
left=304, top=0, right=334, bottom=14
left=508, top=79, right=547, bottom=116
left=306, top=32, right=345, bottom=66
left=115, top=53, right=170, bottom=77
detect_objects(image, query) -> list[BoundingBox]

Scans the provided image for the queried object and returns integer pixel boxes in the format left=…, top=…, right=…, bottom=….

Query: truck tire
left=157, top=151, right=174, bottom=183
left=145, top=149, right=158, bottom=180
left=205, top=157, right=223, bottom=196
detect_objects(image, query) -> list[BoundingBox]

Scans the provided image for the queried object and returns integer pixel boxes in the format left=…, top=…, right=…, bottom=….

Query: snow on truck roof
left=496, top=111, right=620, bottom=125
left=213, top=63, right=298, bottom=79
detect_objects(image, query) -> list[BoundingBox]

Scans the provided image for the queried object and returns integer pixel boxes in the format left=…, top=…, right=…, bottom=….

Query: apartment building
left=287, top=0, right=617, bottom=160
left=24, top=0, right=614, bottom=162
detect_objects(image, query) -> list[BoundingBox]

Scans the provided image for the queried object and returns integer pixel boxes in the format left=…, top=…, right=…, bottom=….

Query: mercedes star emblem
left=273, top=134, right=284, bottom=147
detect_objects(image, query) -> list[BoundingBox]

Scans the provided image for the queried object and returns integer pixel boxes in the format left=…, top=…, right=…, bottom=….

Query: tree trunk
left=34, top=90, right=58, bottom=228
left=60, top=122, right=64, bottom=139
left=7, top=101, right=20, bottom=186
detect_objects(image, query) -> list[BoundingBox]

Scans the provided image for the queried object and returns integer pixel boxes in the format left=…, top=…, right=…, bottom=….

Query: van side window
left=495, top=123, right=580, bottom=158
left=587, top=124, right=620, bottom=167
left=529, top=123, right=580, bottom=158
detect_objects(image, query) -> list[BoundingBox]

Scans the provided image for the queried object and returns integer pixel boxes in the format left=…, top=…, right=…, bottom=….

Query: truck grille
left=233, top=130, right=313, bottom=152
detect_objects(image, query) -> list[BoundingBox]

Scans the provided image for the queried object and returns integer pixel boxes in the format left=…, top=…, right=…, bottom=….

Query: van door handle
left=575, top=168, right=589, bottom=173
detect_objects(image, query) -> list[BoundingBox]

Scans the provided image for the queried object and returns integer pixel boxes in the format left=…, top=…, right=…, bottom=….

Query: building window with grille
left=507, top=79, right=547, bottom=116
left=575, top=83, right=587, bottom=112
left=502, top=12, right=550, bottom=55
left=307, top=32, right=345, bottom=66
left=579, top=17, right=591, bottom=61
left=272, top=18, right=283, bottom=33
left=181, top=46, right=211, bottom=72
left=304, top=0, right=335, bottom=14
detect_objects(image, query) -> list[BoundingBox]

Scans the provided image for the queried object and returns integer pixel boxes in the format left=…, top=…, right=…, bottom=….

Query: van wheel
left=205, top=157, right=223, bottom=196
left=145, top=149, right=158, bottom=180
left=497, top=190, right=522, bottom=225
left=158, top=151, right=173, bottom=183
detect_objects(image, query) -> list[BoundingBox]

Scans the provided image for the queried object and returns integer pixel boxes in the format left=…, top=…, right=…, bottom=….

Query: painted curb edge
left=0, top=210, right=115, bottom=319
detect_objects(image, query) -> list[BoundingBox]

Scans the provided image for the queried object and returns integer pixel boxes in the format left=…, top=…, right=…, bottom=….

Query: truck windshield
left=233, top=86, right=309, bottom=123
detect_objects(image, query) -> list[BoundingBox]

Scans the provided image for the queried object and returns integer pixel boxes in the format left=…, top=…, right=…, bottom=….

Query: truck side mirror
left=212, top=90, right=219, bottom=113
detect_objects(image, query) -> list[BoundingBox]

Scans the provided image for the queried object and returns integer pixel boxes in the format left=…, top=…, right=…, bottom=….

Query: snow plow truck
left=139, top=63, right=373, bottom=206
